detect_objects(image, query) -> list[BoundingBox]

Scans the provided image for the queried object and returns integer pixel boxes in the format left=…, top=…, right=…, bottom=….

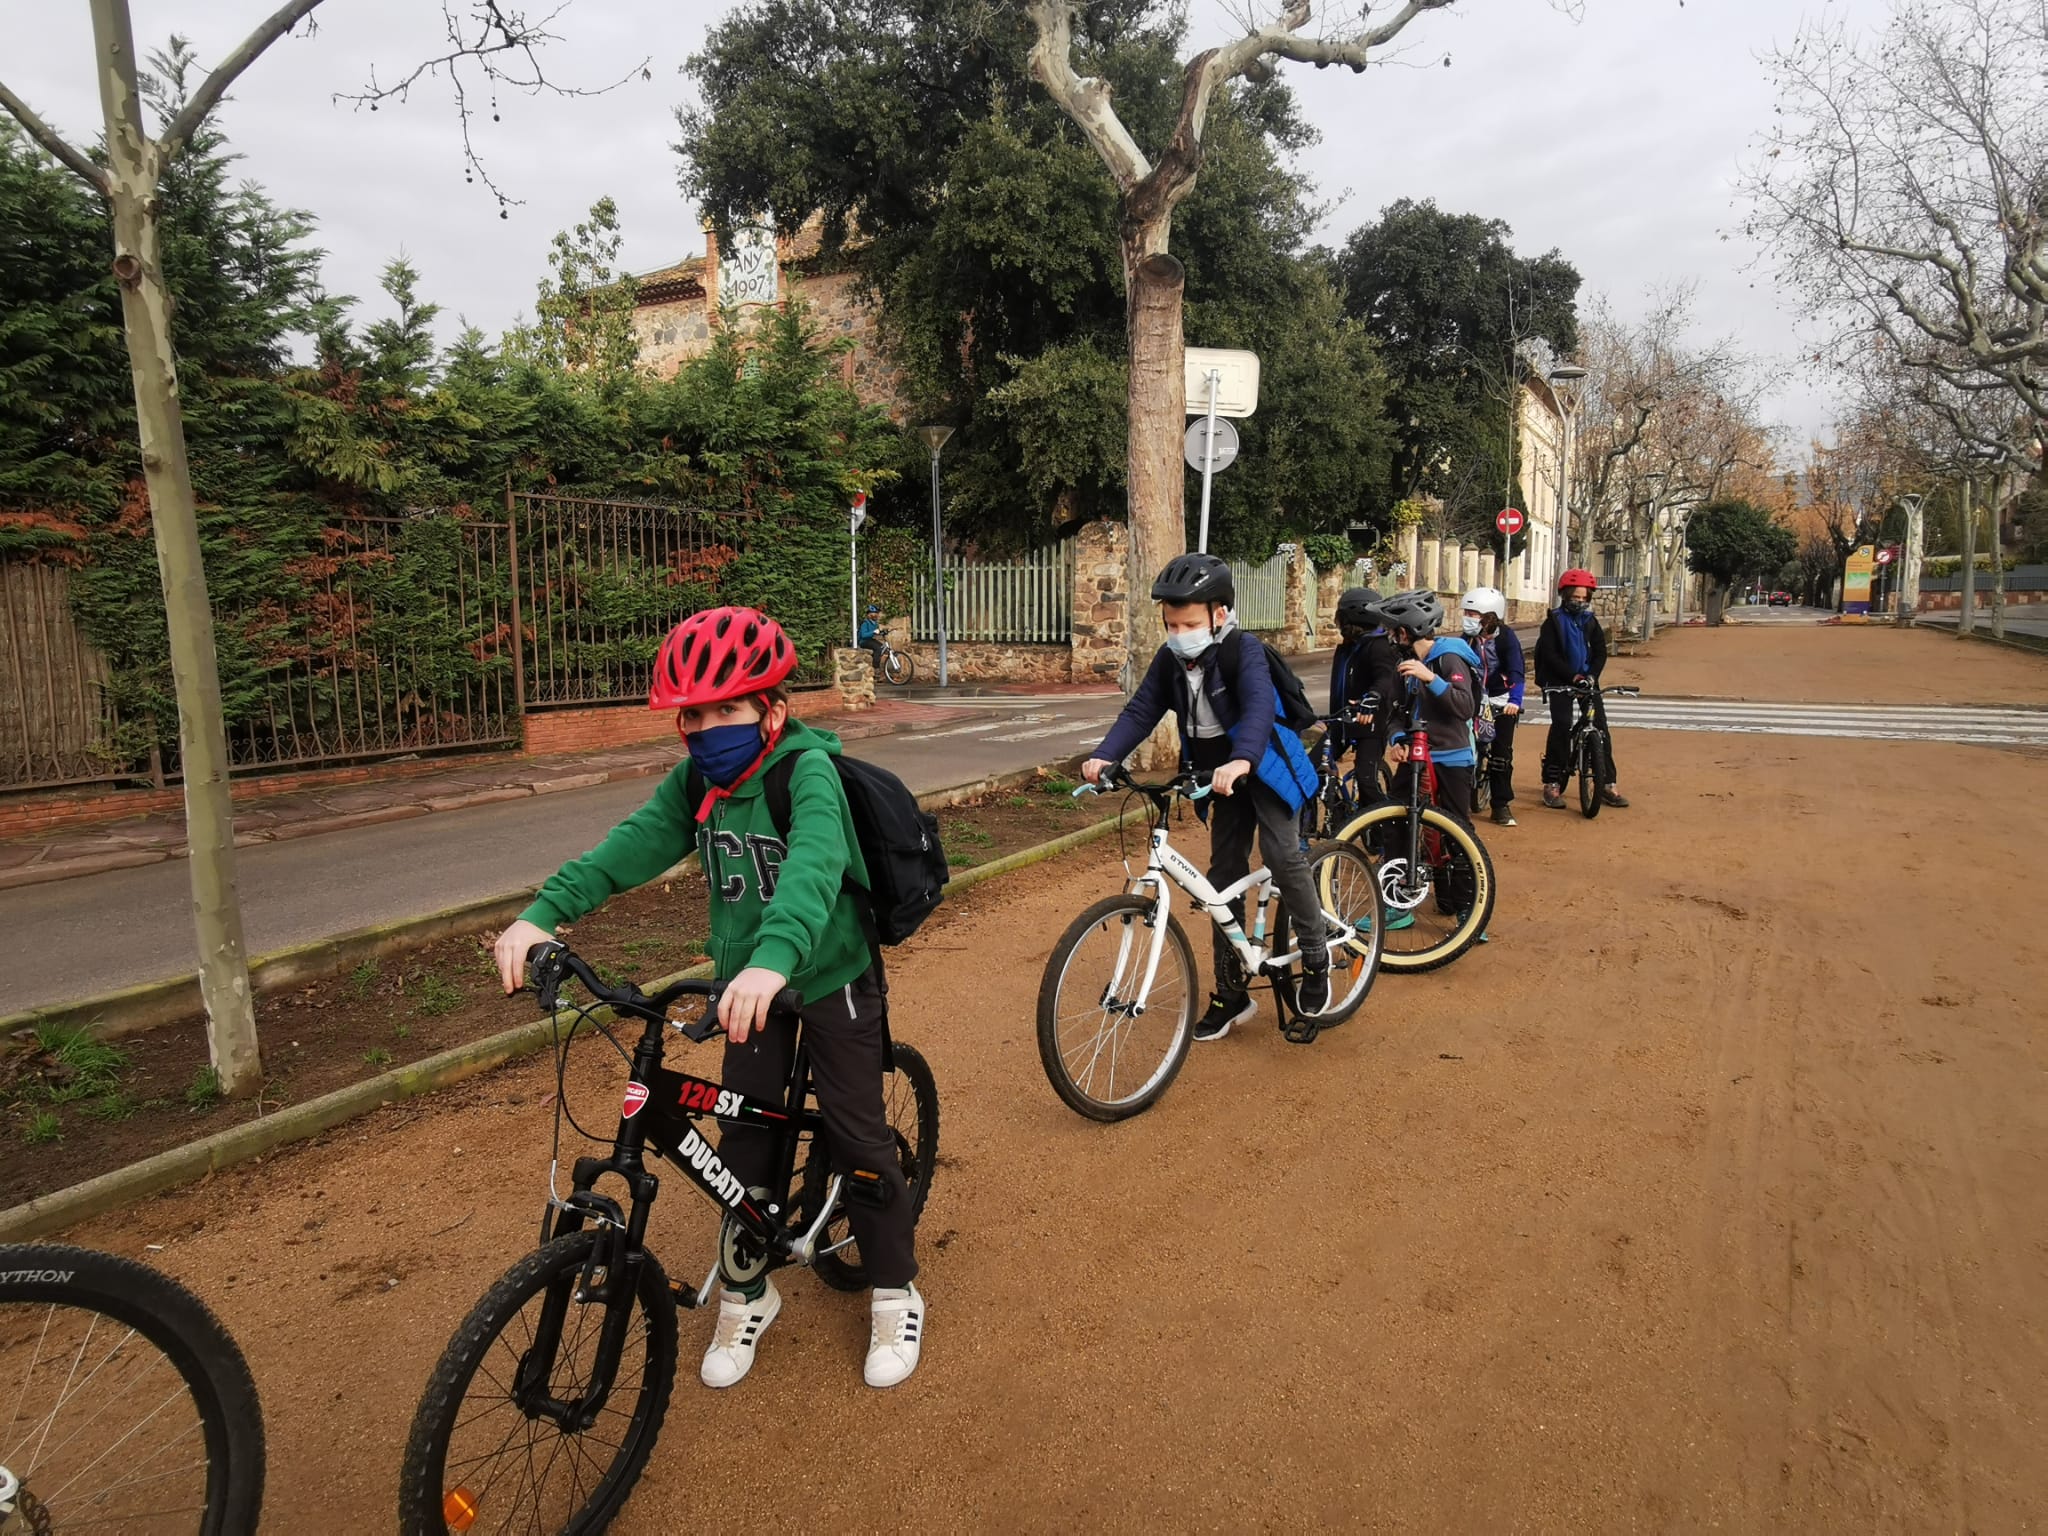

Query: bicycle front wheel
left=880, top=649, right=914, bottom=686
left=1037, top=894, right=1197, bottom=1121
left=399, top=1230, right=678, bottom=1535
left=1577, top=729, right=1603, bottom=818
left=1278, top=840, right=1385, bottom=1028
left=1331, top=802, right=1497, bottom=973
left=804, top=1041, right=941, bottom=1292
left=0, top=1244, right=265, bottom=1534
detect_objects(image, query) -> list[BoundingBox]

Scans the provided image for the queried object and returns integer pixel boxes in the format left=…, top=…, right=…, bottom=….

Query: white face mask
left=1462, top=616, right=1483, bottom=637
left=1166, top=627, right=1213, bottom=660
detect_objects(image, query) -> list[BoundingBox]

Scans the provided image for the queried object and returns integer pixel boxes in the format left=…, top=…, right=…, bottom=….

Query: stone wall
left=903, top=642, right=1074, bottom=685
left=831, top=647, right=875, bottom=710
left=1070, top=519, right=1131, bottom=685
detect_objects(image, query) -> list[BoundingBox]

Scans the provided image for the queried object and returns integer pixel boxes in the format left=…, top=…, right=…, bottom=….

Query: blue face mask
left=1166, top=627, right=1213, bottom=661
left=686, top=720, right=766, bottom=786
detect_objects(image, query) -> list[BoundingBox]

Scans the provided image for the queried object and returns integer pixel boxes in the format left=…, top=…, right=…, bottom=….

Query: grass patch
left=363, top=1047, right=392, bottom=1067
left=345, top=959, right=381, bottom=1000
left=83, top=1093, right=139, bottom=1122
left=394, top=1023, right=411, bottom=1041
left=621, top=938, right=671, bottom=957
left=21, top=1110, right=61, bottom=1145
left=26, top=1024, right=130, bottom=1105
left=411, top=973, right=463, bottom=1017
left=184, top=1066, right=222, bottom=1111
left=1006, top=794, right=1034, bottom=808
left=1040, top=775, right=1078, bottom=795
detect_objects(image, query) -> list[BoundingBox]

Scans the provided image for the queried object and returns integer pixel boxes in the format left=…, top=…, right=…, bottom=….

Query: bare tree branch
left=0, top=77, right=109, bottom=193
left=1024, top=0, right=1151, bottom=191
left=160, top=0, right=328, bottom=158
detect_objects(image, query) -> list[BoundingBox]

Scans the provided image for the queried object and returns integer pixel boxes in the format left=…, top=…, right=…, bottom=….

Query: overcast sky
left=3, top=0, right=1895, bottom=456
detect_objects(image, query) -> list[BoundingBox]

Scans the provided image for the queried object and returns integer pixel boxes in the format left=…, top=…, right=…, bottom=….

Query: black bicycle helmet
left=1376, top=587, right=1444, bottom=639
left=1335, top=587, right=1385, bottom=632
left=1150, top=552, right=1234, bottom=607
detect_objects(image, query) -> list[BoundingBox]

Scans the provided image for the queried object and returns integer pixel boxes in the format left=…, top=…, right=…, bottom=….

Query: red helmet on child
left=648, top=607, right=797, bottom=710
left=1558, top=568, right=1598, bottom=593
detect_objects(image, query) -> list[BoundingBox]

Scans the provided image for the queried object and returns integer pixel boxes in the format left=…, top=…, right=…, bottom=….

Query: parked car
left=1768, top=590, right=1793, bottom=606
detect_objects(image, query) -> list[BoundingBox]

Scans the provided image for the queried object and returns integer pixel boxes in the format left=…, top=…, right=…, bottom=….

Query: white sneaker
left=864, top=1284, right=925, bottom=1389
left=700, top=1278, right=781, bottom=1388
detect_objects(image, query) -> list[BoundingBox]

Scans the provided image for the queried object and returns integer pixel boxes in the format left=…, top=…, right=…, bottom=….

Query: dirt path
left=1605, top=622, right=2048, bottom=705
left=64, top=630, right=2048, bottom=1530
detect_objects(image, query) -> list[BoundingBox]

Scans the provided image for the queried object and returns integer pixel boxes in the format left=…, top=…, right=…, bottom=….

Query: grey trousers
left=1208, top=778, right=1328, bottom=993
left=717, top=966, right=916, bottom=1288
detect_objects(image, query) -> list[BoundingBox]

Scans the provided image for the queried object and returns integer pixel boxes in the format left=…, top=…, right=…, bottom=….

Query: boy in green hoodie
left=493, top=607, right=924, bottom=1391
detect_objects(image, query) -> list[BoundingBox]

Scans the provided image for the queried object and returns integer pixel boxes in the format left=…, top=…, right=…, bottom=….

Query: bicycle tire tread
left=1037, top=893, right=1196, bottom=1121
left=1331, top=803, right=1496, bottom=974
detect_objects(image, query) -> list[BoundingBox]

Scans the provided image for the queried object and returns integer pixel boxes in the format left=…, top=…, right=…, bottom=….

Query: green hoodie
left=520, top=720, right=874, bottom=1003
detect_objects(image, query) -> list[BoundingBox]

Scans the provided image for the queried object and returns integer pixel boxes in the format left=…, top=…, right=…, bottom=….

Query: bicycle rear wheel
left=803, top=1041, right=941, bottom=1292
left=398, top=1230, right=677, bottom=1535
left=1037, top=894, right=1197, bottom=1121
left=1330, top=802, right=1496, bottom=973
left=880, top=649, right=914, bottom=686
left=0, top=1244, right=265, bottom=1535
left=1275, top=840, right=1385, bottom=1028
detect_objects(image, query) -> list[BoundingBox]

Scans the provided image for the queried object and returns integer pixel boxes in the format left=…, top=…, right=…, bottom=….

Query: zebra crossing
left=1522, top=696, right=2048, bottom=746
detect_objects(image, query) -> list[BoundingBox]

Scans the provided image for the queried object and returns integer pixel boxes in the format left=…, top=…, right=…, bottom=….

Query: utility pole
left=918, top=425, right=954, bottom=686
left=1959, top=477, right=1977, bottom=637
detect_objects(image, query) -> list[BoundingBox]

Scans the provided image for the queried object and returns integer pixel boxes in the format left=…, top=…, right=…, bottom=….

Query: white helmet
left=1461, top=585, right=1507, bottom=621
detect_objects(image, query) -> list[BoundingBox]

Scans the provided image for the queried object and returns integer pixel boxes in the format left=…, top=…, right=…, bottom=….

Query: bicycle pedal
left=1280, top=1017, right=1322, bottom=1046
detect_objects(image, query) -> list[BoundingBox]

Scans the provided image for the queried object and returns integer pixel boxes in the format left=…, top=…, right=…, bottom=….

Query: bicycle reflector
left=444, top=1487, right=481, bottom=1531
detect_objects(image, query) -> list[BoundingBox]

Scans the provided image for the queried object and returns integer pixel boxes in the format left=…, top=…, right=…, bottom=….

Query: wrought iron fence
left=913, top=542, right=1073, bottom=643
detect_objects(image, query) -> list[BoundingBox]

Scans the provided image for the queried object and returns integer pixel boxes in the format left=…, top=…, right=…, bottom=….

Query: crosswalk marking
left=1521, top=697, right=2048, bottom=746
left=985, top=721, right=1116, bottom=743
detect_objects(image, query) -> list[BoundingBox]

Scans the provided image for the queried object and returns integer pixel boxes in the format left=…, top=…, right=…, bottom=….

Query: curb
left=1915, top=618, right=2048, bottom=657
left=3, top=762, right=1078, bottom=1044
left=0, top=793, right=1141, bottom=1242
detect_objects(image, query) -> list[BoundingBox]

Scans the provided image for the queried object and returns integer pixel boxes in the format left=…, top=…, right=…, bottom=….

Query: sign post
left=1495, top=506, right=1526, bottom=577
left=1183, top=348, right=1259, bottom=554
left=849, top=491, right=867, bottom=649
left=1844, top=544, right=1877, bottom=615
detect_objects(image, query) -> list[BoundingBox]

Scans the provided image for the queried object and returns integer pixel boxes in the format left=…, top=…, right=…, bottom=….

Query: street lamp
left=1548, top=365, right=1587, bottom=596
left=918, top=425, right=954, bottom=687
left=1638, top=470, right=1668, bottom=642
left=848, top=491, right=868, bottom=650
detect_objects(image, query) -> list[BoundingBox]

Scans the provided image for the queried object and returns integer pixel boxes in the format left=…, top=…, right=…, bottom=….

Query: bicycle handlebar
left=1544, top=681, right=1639, bottom=700
left=524, top=941, right=802, bottom=1042
left=1072, top=763, right=1212, bottom=802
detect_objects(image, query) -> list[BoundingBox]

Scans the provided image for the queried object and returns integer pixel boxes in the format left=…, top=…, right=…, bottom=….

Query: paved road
left=5, top=694, right=1125, bottom=1012
left=1524, top=694, right=2048, bottom=745
left=1917, top=611, right=2048, bottom=640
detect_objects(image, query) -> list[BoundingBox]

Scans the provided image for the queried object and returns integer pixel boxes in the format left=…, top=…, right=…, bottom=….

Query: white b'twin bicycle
left=1036, top=765, right=1386, bottom=1120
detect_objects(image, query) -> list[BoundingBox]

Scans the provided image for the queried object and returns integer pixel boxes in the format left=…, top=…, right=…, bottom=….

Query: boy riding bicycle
left=1082, top=553, right=1331, bottom=1041
left=1377, top=589, right=1482, bottom=823
left=1535, top=570, right=1629, bottom=809
left=492, top=606, right=925, bottom=1392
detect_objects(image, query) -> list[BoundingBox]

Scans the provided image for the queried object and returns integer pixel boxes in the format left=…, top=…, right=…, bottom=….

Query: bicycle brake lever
left=526, top=940, right=568, bottom=1015
left=674, top=984, right=807, bottom=1043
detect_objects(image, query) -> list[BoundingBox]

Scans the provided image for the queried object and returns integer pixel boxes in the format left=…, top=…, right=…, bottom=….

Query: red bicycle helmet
left=648, top=606, right=797, bottom=710
left=1558, top=568, right=1598, bottom=593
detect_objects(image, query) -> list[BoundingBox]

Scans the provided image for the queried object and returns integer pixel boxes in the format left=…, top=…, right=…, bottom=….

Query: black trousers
left=1479, top=712, right=1519, bottom=808
left=1391, top=761, right=1474, bottom=825
left=717, top=966, right=916, bottom=1288
left=1541, top=690, right=1620, bottom=787
left=1207, top=777, right=1328, bottom=993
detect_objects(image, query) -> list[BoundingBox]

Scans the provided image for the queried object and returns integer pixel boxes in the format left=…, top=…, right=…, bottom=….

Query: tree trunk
left=1705, top=579, right=1725, bottom=626
left=1122, top=238, right=1187, bottom=767
left=1899, top=492, right=1925, bottom=624
left=91, top=0, right=262, bottom=1097
left=1959, top=477, right=1977, bottom=636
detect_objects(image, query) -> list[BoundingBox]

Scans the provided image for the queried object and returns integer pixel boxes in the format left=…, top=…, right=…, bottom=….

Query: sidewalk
left=0, top=697, right=962, bottom=892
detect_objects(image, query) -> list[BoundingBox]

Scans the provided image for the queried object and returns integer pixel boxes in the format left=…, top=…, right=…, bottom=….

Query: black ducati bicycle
left=1545, top=680, right=1639, bottom=819
left=0, top=1244, right=266, bottom=1533
left=399, top=944, right=938, bottom=1534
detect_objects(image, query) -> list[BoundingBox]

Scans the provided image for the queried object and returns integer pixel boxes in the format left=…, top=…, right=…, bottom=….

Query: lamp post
left=848, top=491, right=868, bottom=649
left=1548, top=364, right=1587, bottom=598
left=918, top=425, right=954, bottom=687
left=1638, top=470, right=1668, bottom=643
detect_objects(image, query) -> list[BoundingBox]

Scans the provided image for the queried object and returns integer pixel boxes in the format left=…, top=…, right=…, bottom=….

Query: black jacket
left=1534, top=606, right=1608, bottom=690
left=1330, top=632, right=1401, bottom=744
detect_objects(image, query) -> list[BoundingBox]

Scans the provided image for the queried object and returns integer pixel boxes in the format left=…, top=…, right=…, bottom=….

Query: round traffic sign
left=1875, top=547, right=1896, bottom=565
left=1496, top=506, right=1526, bottom=536
left=1184, top=417, right=1240, bottom=473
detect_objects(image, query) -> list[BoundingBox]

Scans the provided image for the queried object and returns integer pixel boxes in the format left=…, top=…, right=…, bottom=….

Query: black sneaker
left=1491, top=805, right=1517, bottom=827
left=1194, top=992, right=1255, bottom=1042
left=1296, top=955, right=1331, bottom=1017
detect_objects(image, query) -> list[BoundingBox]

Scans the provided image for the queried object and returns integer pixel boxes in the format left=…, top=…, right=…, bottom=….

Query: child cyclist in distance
left=492, top=607, right=925, bottom=1392
left=1082, top=553, right=1331, bottom=1040
left=1536, top=570, right=1629, bottom=810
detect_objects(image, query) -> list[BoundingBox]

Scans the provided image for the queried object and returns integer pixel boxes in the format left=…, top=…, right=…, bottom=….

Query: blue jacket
left=1094, top=628, right=1275, bottom=769
left=1482, top=624, right=1526, bottom=707
left=1390, top=636, right=1482, bottom=767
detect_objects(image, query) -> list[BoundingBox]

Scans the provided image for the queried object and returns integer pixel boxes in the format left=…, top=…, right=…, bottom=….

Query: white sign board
left=1184, top=417, right=1240, bottom=473
left=1184, top=348, right=1260, bottom=419
left=721, top=221, right=780, bottom=308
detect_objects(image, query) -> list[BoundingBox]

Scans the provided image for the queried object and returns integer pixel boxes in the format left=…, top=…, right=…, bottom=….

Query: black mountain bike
left=399, top=944, right=938, bottom=1534
left=1299, top=698, right=1384, bottom=843
left=1546, top=680, right=1639, bottom=819
left=0, top=1244, right=266, bottom=1533
left=1325, top=690, right=1497, bottom=973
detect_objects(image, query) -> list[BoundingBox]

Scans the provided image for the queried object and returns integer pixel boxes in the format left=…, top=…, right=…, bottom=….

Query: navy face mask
left=686, top=720, right=765, bottom=786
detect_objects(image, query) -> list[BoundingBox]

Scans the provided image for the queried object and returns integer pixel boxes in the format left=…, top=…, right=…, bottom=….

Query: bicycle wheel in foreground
left=1330, top=802, right=1496, bottom=973
left=0, top=1244, right=265, bottom=1535
left=399, top=1230, right=678, bottom=1535
left=1274, top=840, right=1386, bottom=1029
left=803, top=1041, right=941, bottom=1291
left=1037, top=893, right=1198, bottom=1121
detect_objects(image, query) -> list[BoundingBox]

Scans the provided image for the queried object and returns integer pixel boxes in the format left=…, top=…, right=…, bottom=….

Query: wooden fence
left=0, top=560, right=124, bottom=791
left=914, top=542, right=1073, bottom=643
left=1230, top=551, right=1290, bottom=631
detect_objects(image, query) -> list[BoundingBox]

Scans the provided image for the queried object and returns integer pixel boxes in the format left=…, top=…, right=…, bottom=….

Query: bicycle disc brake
left=718, top=1194, right=773, bottom=1286
left=1376, top=856, right=1430, bottom=912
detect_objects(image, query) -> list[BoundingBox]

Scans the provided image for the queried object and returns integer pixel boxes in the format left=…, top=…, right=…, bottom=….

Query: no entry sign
left=1496, top=507, right=1526, bottom=537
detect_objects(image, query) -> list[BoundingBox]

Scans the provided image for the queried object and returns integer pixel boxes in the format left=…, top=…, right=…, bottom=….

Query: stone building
left=630, top=219, right=907, bottom=413
left=1512, top=372, right=1567, bottom=608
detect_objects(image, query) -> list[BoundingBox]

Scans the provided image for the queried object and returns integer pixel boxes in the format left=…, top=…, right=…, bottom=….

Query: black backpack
left=689, top=750, right=948, bottom=952
left=1216, top=633, right=1318, bottom=734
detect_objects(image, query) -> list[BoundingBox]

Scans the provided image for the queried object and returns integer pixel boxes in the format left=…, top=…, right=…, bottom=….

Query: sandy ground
left=65, top=630, right=2048, bottom=1531
left=1605, top=622, right=2048, bottom=706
